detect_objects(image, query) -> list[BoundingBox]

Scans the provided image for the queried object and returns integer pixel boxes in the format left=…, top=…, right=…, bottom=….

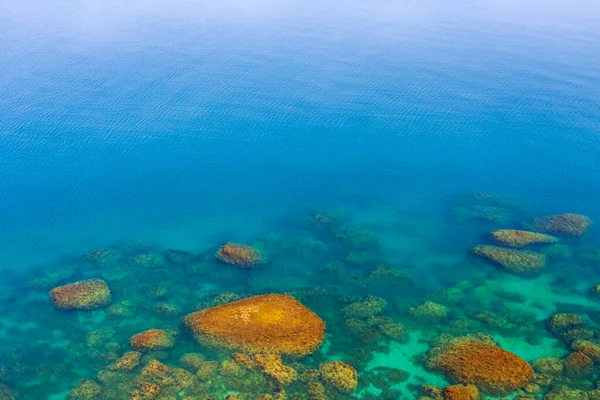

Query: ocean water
left=1, top=0, right=600, bottom=399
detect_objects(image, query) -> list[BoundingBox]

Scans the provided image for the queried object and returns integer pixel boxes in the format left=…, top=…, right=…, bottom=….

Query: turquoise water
left=1, top=1, right=600, bottom=399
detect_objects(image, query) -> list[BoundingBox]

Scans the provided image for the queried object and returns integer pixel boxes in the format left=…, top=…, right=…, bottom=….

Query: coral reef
left=409, top=301, right=449, bottom=321
left=216, top=243, right=265, bottom=268
left=427, top=335, right=533, bottom=395
left=49, top=279, right=111, bottom=310
left=319, top=360, right=358, bottom=393
left=532, top=358, right=563, bottom=376
left=184, top=294, right=325, bottom=356
left=343, top=296, right=387, bottom=319
left=129, top=329, right=175, bottom=351
left=132, top=252, right=165, bottom=268
left=379, top=322, right=409, bottom=342
left=531, top=213, right=591, bottom=236
left=253, top=354, right=298, bottom=386
left=473, top=245, right=545, bottom=273
left=68, top=378, right=102, bottom=400
left=442, top=384, right=480, bottom=400
left=547, top=313, right=584, bottom=334
left=179, top=353, right=206, bottom=370
left=0, top=385, right=15, bottom=400
left=107, top=351, right=141, bottom=371
left=490, top=229, right=558, bottom=248
left=562, top=352, right=593, bottom=377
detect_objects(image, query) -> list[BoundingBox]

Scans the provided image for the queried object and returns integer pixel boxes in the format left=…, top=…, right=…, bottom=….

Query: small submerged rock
left=490, top=229, right=558, bottom=248
left=442, top=384, right=480, bottom=400
left=319, top=360, right=358, bottom=393
left=216, top=242, right=265, bottom=268
left=473, top=245, right=545, bottom=273
left=130, top=329, right=175, bottom=351
left=49, top=279, right=111, bottom=310
left=107, top=351, right=141, bottom=371
left=531, top=213, right=591, bottom=237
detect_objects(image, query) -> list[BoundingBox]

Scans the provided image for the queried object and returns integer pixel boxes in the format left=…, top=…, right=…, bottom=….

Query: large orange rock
left=184, top=294, right=325, bottom=356
left=49, top=279, right=111, bottom=310
left=427, top=336, right=533, bottom=395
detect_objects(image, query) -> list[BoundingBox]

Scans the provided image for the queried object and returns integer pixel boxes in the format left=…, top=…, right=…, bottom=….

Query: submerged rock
left=531, top=213, right=591, bottom=237
left=184, top=294, right=325, bottom=356
left=107, top=351, right=141, bottom=371
left=442, top=384, right=480, bottom=400
left=68, top=378, right=102, bottom=400
left=49, top=279, right=111, bottom=310
left=427, top=336, right=533, bottom=395
left=343, top=296, right=387, bottom=319
left=409, top=301, right=449, bottom=321
left=130, top=329, right=175, bottom=351
left=319, top=360, right=358, bottom=393
left=490, top=229, right=558, bottom=248
left=473, top=245, right=545, bottom=273
left=562, top=351, right=593, bottom=377
left=253, top=354, right=297, bottom=386
left=216, top=243, right=265, bottom=268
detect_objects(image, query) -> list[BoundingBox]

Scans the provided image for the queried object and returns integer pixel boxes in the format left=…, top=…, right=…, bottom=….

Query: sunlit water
left=1, top=1, right=600, bottom=399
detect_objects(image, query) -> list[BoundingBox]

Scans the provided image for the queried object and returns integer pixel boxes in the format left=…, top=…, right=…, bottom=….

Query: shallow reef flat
left=0, top=193, right=599, bottom=400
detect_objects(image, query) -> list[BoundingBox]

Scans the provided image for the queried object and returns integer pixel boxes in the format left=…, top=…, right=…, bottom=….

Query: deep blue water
left=1, top=1, right=600, bottom=399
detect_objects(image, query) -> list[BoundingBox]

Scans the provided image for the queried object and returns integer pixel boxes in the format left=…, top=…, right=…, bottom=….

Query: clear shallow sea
left=1, top=1, right=600, bottom=399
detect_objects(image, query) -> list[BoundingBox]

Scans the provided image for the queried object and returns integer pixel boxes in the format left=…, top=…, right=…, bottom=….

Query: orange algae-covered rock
left=490, top=229, right=558, bottom=248
left=442, top=384, right=480, bottom=400
left=216, top=243, right=265, bottom=268
left=531, top=213, right=591, bottom=237
left=68, top=378, right=102, bottom=400
left=563, top=352, right=593, bottom=377
left=473, top=245, right=545, bottom=273
left=130, top=329, right=175, bottom=351
left=253, top=354, right=297, bottom=385
left=184, top=294, right=325, bottom=356
left=49, top=279, right=111, bottom=310
left=137, top=360, right=173, bottom=386
left=427, top=336, right=533, bottom=395
left=108, top=351, right=141, bottom=371
left=318, top=360, right=358, bottom=393
left=572, top=340, right=600, bottom=361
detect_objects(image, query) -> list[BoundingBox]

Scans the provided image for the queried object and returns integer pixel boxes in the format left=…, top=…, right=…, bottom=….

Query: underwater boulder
left=473, top=245, right=545, bottom=273
left=0, top=385, right=15, bottom=400
left=547, top=313, right=585, bottom=335
left=184, top=294, right=325, bottom=356
left=107, top=351, right=141, bottom=371
left=68, top=378, right=102, bottom=400
left=427, top=335, right=533, bottom=395
left=562, top=351, right=593, bottom=377
left=129, top=329, right=175, bottom=351
left=531, top=213, right=591, bottom=237
left=490, top=229, right=558, bottom=248
left=343, top=296, right=387, bottom=319
left=216, top=242, right=265, bottom=268
left=253, top=353, right=298, bottom=386
left=49, top=279, right=111, bottom=310
left=442, top=384, right=480, bottom=400
left=409, top=301, right=449, bottom=321
left=318, top=360, right=358, bottom=393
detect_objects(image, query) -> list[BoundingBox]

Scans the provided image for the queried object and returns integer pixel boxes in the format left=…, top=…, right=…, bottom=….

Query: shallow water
left=1, top=1, right=600, bottom=399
